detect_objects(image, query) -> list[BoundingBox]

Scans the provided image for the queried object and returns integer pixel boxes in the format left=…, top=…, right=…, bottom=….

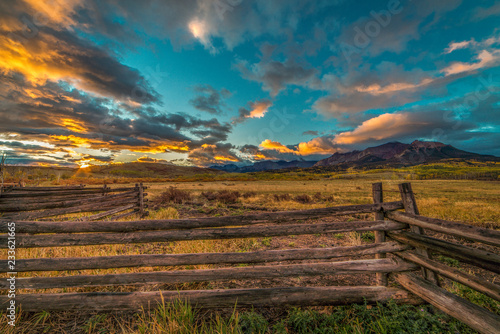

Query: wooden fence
left=0, top=183, right=148, bottom=220
left=0, top=183, right=499, bottom=333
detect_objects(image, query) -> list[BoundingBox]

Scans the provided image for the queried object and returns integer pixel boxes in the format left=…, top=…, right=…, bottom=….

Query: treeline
left=396, top=162, right=500, bottom=180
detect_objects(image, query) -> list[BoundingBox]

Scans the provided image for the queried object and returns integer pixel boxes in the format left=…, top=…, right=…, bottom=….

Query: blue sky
left=0, top=0, right=499, bottom=167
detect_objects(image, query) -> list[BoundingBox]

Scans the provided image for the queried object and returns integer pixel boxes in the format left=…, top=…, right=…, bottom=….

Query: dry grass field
left=1, top=175, right=499, bottom=333
left=144, top=177, right=499, bottom=226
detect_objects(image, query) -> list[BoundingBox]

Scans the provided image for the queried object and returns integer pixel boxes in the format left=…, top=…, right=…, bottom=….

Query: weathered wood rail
left=0, top=183, right=148, bottom=220
left=0, top=182, right=499, bottom=333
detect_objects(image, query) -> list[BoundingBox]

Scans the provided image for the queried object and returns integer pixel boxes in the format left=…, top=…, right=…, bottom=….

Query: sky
left=0, top=0, right=499, bottom=167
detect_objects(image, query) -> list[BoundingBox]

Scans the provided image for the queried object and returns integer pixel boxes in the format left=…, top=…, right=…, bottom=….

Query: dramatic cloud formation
left=0, top=0, right=498, bottom=167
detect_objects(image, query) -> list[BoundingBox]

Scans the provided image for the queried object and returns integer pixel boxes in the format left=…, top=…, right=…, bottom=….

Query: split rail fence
left=0, top=184, right=148, bottom=221
left=0, top=182, right=499, bottom=333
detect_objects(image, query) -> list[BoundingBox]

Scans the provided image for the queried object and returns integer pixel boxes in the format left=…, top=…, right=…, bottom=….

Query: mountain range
left=211, top=141, right=499, bottom=173
left=210, top=159, right=317, bottom=173
left=314, top=140, right=498, bottom=168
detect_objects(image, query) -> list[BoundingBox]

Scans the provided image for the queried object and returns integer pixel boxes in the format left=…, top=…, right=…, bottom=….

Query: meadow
left=1, top=172, right=499, bottom=333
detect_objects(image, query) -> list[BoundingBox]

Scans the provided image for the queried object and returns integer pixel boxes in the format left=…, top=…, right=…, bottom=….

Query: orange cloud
left=259, top=139, right=295, bottom=153
left=258, top=113, right=426, bottom=156
left=248, top=101, right=271, bottom=118
left=131, top=144, right=190, bottom=154
left=441, top=50, right=499, bottom=76
left=259, top=137, right=339, bottom=156
left=22, top=0, right=83, bottom=27
left=333, top=113, right=415, bottom=145
left=50, top=135, right=96, bottom=147
left=252, top=153, right=269, bottom=160
left=296, top=137, right=339, bottom=155
left=214, top=156, right=239, bottom=162
left=233, top=99, right=273, bottom=124
left=59, top=118, right=88, bottom=133
left=354, top=78, right=434, bottom=95
left=188, top=143, right=240, bottom=166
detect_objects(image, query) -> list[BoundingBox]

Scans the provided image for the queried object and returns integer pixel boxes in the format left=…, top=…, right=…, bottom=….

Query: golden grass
left=150, top=207, right=180, bottom=220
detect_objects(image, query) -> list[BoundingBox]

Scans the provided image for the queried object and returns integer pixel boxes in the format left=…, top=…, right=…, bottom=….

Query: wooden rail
left=396, top=252, right=500, bottom=302
left=388, top=231, right=500, bottom=274
left=396, top=274, right=500, bottom=334
left=1, top=220, right=406, bottom=248
left=0, top=286, right=421, bottom=312
left=386, top=211, right=500, bottom=247
left=2, top=242, right=409, bottom=273
left=1, top=201, right=404, bottom=234
left=0, top=182, right=499, bottom=333
left=0, top=184, right=148, bottom=220
left=1, top=258, right=418, bottom=290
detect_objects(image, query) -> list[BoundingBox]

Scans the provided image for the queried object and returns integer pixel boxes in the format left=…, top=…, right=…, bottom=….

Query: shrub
left=202, top=190, right=240, bottom=203
left=156, top=187, right=191, bottom=204
left=215, top=190, right=240, bottom=203
left=313, top=192, right=323, bottom=201
left=273, top=193, right=291, bottom=202
left=294, top=194, right=312, bottom=203
left=201, top=191, right=217, bottom=201
left=242, top=191, right=257, bottom=198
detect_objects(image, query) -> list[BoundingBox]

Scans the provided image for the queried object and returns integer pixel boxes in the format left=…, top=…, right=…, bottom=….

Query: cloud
left=333, top=0, right=461, bottom=61
left=472, top=2, right=500, bottom=21
left=0, top=71, right=233, bottom=165
left=135, top=156, right=172, bottom=164
left=189, top=85, right=231, bottom=115
left=296, top=136, right=341, bottom=155
left=0, top=1, right=244, bottom=167
left=236, top=58, right=317, bottom=96
left=333, top=113, right=415, bottom=145
left=70, top=154, right=114, bottom=163
left=241, top=141, right=333, bottom=162
left=255, top=98, right=495, bottom=157
left=64, top=0, right=329, bottom=53
left=445, top=41, right=473, bottom=54
left=259, top=139, right=295, bottom=153
left=302, top=130, right=319, bottom=136
left=442, top=50, right=500, bottom=76
left=0, top=27, right=160, bottom=105
left=259, top=137, right=340, bottom=156
left=232, top=99, right=273, bottom=124
left=331, top=108, right=480, bottom=146
left=441, top=35, right=500, bottom=76
left=310, top=61, right=440, bottom=120
left=239, top=144, right=277, bottom=161
left=188, top=143, right=240, bottom=166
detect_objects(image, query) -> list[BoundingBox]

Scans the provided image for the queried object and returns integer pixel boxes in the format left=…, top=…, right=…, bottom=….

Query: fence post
left=138, top=183, right=145, bottom=216
left=372, top=183, right=387, bottom=286
left=398, top=183, right=440, bottom=285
